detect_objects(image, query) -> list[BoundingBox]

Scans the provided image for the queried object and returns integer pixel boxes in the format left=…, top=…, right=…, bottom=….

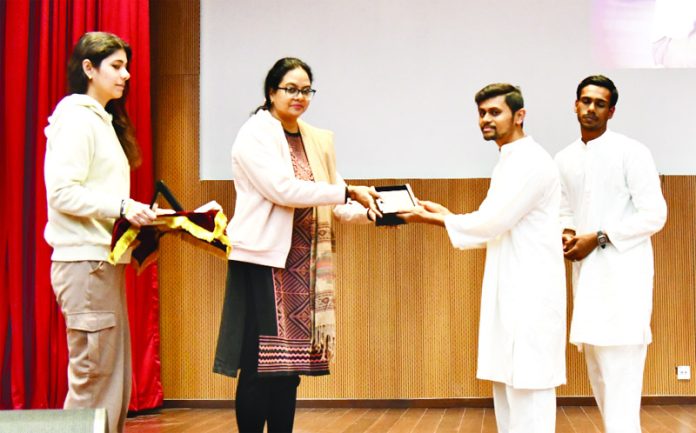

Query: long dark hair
left=254, top=57, right=313, bottom=113
left=67, top=32, right=141, bottom=168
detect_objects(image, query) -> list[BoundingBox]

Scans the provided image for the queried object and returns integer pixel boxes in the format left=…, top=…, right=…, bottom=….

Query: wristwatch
left=597, top=230, right=609, bottom=249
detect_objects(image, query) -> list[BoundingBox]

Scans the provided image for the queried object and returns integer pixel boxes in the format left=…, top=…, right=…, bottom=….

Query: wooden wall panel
left=151, top=1, right=696, bottom=400
left=644, top=176, right=696, bottom=396
left=152, top=0, right=234, bottom=399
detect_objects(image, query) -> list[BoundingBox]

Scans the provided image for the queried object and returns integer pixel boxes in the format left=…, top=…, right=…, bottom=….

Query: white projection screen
left=200, top=0, right=696, bottom=180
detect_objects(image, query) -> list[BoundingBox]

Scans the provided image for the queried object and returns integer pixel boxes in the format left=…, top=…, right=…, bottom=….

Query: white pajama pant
left=492, top=382, right=556, bottom=433
left=583, top=344, right=648, bottom=433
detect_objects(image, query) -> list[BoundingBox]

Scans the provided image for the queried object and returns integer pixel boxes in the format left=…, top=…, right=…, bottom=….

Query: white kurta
left=555, top=130, right=667, bottom=346
left=444, top=136, right=566, bottom=390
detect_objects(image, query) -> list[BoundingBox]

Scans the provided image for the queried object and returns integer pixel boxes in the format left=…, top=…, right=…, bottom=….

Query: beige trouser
left=492, top=382, right=556, bottom=433
left=51, top=261, right=131, bottom=433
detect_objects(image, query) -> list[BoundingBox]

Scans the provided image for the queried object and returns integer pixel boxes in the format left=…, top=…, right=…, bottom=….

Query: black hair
left=474, top=83, right=524, bottom=114
left=254, top=57, right=313, bottom=113
left=576, top=75, right=619, bottom=108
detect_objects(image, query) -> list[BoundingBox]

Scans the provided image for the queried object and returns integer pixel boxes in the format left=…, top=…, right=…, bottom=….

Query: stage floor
left=125, top=405, right=696, bottom=432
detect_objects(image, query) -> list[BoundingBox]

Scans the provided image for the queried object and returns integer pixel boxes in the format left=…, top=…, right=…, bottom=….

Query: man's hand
left=561, top=229, right=576, bottom=249
left=563, top=232, right=598, bottom=262
left=420, top=200, right=453, bottom=216
left=397, top=200, right=451, bottom=226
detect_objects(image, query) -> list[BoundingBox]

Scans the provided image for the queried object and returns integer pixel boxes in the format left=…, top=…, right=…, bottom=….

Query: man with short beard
left=555, top=75, right=667, bottom=433
left=399, top=83, right=566, bottom=433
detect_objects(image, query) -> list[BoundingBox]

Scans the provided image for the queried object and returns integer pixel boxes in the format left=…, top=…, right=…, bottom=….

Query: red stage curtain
left=1, top=0, right=163, bottom=411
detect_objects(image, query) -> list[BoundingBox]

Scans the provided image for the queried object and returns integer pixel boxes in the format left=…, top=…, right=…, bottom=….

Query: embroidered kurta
left=259, top=131, right=329, bottom=375
left=444, top=136, right=566, bottom=390
left=555, top=130, right=667, bottom=346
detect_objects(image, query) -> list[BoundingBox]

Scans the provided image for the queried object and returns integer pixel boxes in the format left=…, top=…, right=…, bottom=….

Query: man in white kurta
left=555, top=75, right=667, bottom=433
left=400, top=84, right=566, bottom=433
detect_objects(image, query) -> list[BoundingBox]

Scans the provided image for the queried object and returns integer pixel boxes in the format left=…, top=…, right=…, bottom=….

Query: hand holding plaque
left=347, top=185, right=382, bottom=218
left=375, top=184, right=417, bottom=226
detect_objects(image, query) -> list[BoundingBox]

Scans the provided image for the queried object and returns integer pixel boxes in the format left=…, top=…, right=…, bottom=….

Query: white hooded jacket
left=44, top=94, right=130, bottom=261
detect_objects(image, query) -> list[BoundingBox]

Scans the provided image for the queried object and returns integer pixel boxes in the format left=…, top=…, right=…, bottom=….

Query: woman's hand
left=156, top=207, right=176, bottom=216
left=123, top=199, right=158, bottom=227
left=347, top=185, right=382, bottom=218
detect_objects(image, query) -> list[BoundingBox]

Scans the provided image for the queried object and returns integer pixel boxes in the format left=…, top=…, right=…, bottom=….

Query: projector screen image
left=200, top=0, right=696, bottom=180
left=592, top=0, right=696, bottom=68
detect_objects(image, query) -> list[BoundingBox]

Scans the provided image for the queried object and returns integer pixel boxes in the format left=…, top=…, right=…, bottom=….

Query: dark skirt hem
left=212, top=362, right=330, bottom=379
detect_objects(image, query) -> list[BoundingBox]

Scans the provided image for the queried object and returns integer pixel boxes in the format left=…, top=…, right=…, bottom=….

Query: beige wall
left=151, top=1, right=696, bottom=400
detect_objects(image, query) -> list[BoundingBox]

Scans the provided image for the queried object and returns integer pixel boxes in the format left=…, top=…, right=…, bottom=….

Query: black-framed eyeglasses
left=277, top=87, right=317, bottom=99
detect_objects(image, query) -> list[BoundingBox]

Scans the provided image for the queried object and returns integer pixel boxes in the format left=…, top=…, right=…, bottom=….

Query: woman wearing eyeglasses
left=213, top=57, right=381, bottom=433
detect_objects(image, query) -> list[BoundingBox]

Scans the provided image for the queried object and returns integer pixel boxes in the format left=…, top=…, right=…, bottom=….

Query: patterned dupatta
left=299, top=121, right=337, bottom=362
left=257, top=122, right=339, bottom=375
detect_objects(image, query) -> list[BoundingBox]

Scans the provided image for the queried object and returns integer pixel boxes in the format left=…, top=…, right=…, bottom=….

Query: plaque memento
left=375, top=184, right=416, bottom=226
